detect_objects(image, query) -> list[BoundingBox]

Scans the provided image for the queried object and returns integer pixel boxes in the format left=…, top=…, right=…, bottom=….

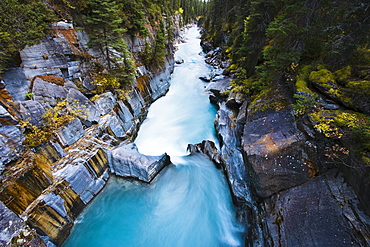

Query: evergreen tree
left=86, top=0, right=125, bottom=70
left=0, top=0, right=56, bottom=72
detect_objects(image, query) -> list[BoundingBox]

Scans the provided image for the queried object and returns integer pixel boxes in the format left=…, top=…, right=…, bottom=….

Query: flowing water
left=63, top=26, right=245, bottom=247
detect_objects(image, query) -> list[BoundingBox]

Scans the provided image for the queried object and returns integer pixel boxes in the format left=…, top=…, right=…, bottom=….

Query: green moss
left=333, top=65, right=351, bottom=82
left=347, top=80, right=370, bottom=95
left=328, top=88, right=353, bottom=105
left=295, top=65, right=316, bottom=94
left=309, top=69, right=335, bottom=84
left=249, top=87, right=288, bottom=114
left=310, top=110, right=343, bottom=138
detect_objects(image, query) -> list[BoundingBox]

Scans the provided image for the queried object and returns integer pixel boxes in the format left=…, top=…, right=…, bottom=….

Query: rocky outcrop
left=0, top=18, right=180, bottom=246
left=206, top=76, right=370, bottom=246
left=187, top=140, right=223, bottom=168
left=0, top=125, right=24, bottom=171
left=0, top=201, right=49, bottom=247
left=263, top=170, right=370, bottom=247
left=111, top=143, right=171, bottom=183
left=242, top=110, right=315, bottom=198
left=55, top=118, right=84, bottom=147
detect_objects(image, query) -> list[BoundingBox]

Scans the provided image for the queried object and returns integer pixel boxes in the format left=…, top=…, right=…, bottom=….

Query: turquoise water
left=63, top=26, right=244, bottom=247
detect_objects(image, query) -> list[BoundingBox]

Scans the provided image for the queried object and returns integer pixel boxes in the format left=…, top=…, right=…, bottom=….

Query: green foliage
left=20, top=100, right=88, bottom=147
left=309, top=68, right=336, bottom=84
left=292, top=93, right=318, bottom=116
left=0, top=0, right=56, bottom=72
left=141, top=20, right=167, bottom=68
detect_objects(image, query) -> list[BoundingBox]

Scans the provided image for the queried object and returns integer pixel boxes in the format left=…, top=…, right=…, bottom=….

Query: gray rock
left=205, top=78, right=230, bottom=104
left=41, top=193, right=68, bottom=218
left=111, top=143, right=171, bottom=182
left=98, top=113, right=127, bottom=139
left=1, top=68, right=30, bottom=101
left=82, top=76, right=96, bottom=91
left=67, top=88, right=101, bottom=123
left=0, top=105, right=17, bottom=126
left=263, top=171, right=370, bottom=247
left=64, top=81, right=78, bottom=90
left=68, top=65, right=80, bottom=78
left=187, top=140, right=223, bottom=168
left=0, top=79, right=5, bottom=89
left=323, top=103, right=340, bottom=110
left=0, top=201, right=24, bottom=246
left=199, top=75, right=212, bottom=82
left=147, top=58, right=173, bottom=101
left=0, top=125, right=24, bottom=166
left=125, top=89, right=145, bottom=117
left=32, top=77, right=68, bottom=105
left=242, top=110, right=313, bottom=197
left=17, top=100, right=46, bottom=126
left=116, top=101, right=134, bottom=134
left=35, top=141, right=66, bottom=163
left=55, top=118, right=84, bottom=147
left=94, top=92, right=117, bottom=115
left=56, top=163, right=108, bottom=204
left=215, top=102, right=252, bottom=204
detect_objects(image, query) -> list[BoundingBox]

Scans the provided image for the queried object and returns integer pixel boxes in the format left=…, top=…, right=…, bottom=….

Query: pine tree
left=0, top=0, right=56, bottom=72
left=86, top=0, right=125, bottom=69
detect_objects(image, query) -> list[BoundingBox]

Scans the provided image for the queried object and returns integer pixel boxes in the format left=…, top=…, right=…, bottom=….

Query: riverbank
left=196, top=42, right=370, bottom=246
left=0, top=19, right=183, bottom=247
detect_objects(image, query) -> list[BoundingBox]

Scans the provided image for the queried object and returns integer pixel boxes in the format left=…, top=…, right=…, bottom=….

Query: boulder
left=199, top=75, right=212, bottom=82
left=242, top=110, right=316, bottom=197
left=67, top=88, right=101, bottom=123
left=52, top=21, right=73, bottom=30
left=32, top=77, right=68, bottom=105
left=0, top=125, right=24, bottom=168
left=205, top=78, right=230, bottom=104
left=0, top=105, right=17, bottom=126
left=82, top=76, right=96, bottom=91
left=263, top=170, right=370, bottom=247
left=200, top=40, right=214, bottom=53
left=0, top=201, right=24, bottom=246
left=1, top=68, right=30, bottom=101
left=55, top=118, right=84, bottom=147
left=175, top=56, right=184, bottom=64
left=187, top=140, right=223, bottom=168
left=111, top=143, right=171, bottom=183
left=98, top=113, right=127, bottom=139
left=17, top=100, right=46, bottom=126
left=93, top=92, right=117, bottom=115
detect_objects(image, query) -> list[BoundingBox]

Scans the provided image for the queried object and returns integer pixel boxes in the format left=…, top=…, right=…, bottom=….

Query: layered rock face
left=0, top=20, right=180, bottom=246
left=201, top=71, right=370, bottom=246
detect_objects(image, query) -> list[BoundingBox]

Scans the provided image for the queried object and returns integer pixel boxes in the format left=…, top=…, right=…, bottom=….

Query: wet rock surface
left=0, top=125, right=24, bottom=169
left=0, top=201, right=24, bottom=246
left=207, top=76, right=370, bottom=247
left=0, top=19, right=178, bottom=246
left=111, top=143, right=171, bottom=183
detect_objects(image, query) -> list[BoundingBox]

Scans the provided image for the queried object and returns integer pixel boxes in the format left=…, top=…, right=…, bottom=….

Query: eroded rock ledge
left=194, top=73, right=370, bottom=246
left=0, top=20, right=182, bottom=246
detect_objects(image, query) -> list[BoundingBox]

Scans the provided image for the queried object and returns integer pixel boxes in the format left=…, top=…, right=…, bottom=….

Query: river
left=63, top=26, right=244, bottom=247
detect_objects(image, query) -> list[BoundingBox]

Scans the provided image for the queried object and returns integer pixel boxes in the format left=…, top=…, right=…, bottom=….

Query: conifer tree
left=0, top=0, right=56, bottom=72
left=86, top=0, right=126, bottom=69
